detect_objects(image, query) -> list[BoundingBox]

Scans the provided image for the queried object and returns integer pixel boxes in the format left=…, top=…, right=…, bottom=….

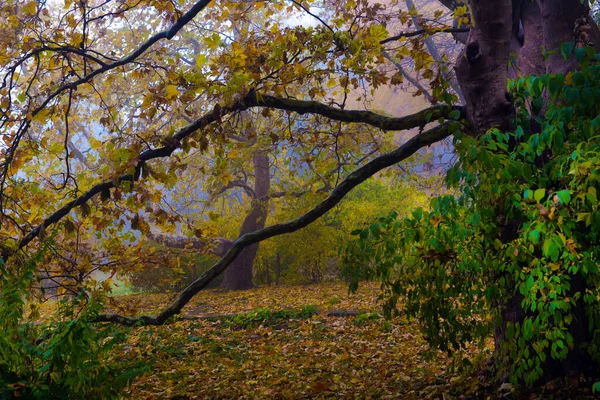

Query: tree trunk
left=275, top=253, right=281, bottom=285
left=265, top=257, right=271, bottom=286
left=221, top=149, right=270, bottom=290
left=453, top=0, right=600, bottom=382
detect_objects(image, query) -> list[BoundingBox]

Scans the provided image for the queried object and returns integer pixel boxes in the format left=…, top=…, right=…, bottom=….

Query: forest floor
left=105, top=281, right=491, bottom=399
left=39, top=282, right=598, bottom=399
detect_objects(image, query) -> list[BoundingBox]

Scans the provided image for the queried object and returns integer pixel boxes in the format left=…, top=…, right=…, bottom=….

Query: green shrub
left=0, top=251, right=146, bottom=399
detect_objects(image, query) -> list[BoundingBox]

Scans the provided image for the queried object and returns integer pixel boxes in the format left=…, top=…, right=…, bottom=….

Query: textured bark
left=275, top=253, right=281, bottom=286
left=455, top=0, right=514, bottom=132
left=221, top=149, right=270, bottom=290
left=538, top=0, right=600, bottom=74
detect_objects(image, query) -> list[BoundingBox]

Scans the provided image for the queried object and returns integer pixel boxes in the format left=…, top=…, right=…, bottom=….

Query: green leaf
left=542, top=238, right=561, bottom=262
left=560, top=42, right=574, bottom=60
left=523, top=319, right=533, bottom=340
left=534, top=189, right=545, bottom=203
left=529, top=229, right=541, bottom=244
left=556, top=190, right=571, bottom=205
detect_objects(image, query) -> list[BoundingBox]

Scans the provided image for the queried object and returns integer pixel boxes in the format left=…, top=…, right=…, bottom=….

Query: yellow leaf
left=33, top=108, right=50, bottom=123
left=21, top=1, right=37, bottom=16
left=89, top=136, right=102, bottom=150
left=165, top=85, right=179, bottom=99
left=203, top=33, right=221, bottom=51
left=227, top=149, right=238, bottom=159
left=196, top=54, right=208, bottom=67
left=70, top=32, right=83, bottom=46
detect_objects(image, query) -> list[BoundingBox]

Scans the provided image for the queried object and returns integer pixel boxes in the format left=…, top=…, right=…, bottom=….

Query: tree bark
left=455, top=0, right=514, bottom=133
left=275, top=253, right=281, bottom=286
left=456, top=0, right=600, bottom=383
left=221, top=149, right=270, bottom=290
left=265, top=257, right=271, bottom=286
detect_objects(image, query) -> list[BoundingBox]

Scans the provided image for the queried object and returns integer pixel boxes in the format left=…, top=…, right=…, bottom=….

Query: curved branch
left=95, top=122, right=458, bottom=325
left=247, top=93, right=463, bottom=131
left=16, top=94, right=464, bottom=252
left=15, top=94, right=463, bottom=253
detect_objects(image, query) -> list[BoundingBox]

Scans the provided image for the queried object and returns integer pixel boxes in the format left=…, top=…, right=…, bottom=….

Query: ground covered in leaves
left=104, top=282, right=494, bottom=399
left=35, top=282, right=600, bottom=399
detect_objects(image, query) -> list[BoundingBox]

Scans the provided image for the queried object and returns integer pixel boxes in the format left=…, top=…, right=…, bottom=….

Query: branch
left=16, top=93, right=464, bottom=252
left=95, top=122, right=458, bottom=325
left=382, top=50, right=433, bottom=102
left=246, top=93, right=463, bottom=131
left=146, top=229, right=232, bottom=257
left=381, top=27, right=470, bottom=45
left=16, top=100, right=245, bottom=251
left=1, top=0, right=214, bottom=200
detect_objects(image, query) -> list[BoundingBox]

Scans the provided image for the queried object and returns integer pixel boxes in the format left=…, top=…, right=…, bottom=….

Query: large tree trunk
left=221, top=149, right=270, bottom=290
left=453, top=0, right=600, bottom=382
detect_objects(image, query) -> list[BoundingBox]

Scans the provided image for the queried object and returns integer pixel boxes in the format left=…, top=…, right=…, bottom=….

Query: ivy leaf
left=560, top=42, right=574, bottom=60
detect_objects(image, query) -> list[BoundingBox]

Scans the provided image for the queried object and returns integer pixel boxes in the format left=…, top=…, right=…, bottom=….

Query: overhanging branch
left=1, top=0, right=215, bottom=207
left=245, top=93, right=463, bottom=131
left=381, top=27, right=470, bottom=45
left=16, top=94, right=464, bottom=252
left=95, top=122, right=458, bottom=326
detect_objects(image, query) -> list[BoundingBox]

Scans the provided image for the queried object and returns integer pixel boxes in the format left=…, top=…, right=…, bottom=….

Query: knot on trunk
left=466, top=41, right=482, bottom=63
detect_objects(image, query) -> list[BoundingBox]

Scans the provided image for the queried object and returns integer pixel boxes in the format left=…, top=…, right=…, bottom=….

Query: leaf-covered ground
left=34, top=282, right=599, bottom=399
left=106, top=282, right=493, bottom=399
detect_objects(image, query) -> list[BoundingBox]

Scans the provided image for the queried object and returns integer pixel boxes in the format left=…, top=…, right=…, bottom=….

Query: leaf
left=560, top=42, right=574, bottom=60
left=523, top=318, right=533, bottom=340
left=534, top=189, right=545, bottom=203
left=542, top=237, right=560, bottom=262
left=165, top=85, right=179, bottom=99
left=21, top=1, right=37, bottom=16
left=555, top=190, right=571, bottom=205
left=196, top=54, right=208, bottom=67
left=203, top=33, right=221, bottom=50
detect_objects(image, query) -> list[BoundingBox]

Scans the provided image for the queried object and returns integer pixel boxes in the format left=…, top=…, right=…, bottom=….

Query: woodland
left=2, top=0, right=600, bottom=398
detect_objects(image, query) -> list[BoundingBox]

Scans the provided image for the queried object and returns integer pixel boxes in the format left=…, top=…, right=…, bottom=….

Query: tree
left=1, top=0, right=599, bottom=387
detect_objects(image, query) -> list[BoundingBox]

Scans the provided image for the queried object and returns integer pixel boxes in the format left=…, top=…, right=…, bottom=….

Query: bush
left=0, top=251, right=146, bottom=399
